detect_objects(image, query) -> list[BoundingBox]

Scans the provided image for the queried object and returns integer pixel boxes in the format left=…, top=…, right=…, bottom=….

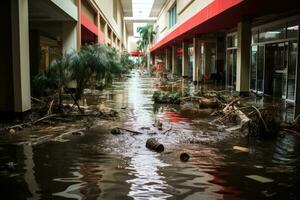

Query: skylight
left=131, top=0, right=155, bottom=38
left=132, top=0, right=154, bottom=18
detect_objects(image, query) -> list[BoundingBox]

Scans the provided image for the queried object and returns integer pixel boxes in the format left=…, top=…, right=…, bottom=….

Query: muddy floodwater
left=1, top=71, right=300, bottom=200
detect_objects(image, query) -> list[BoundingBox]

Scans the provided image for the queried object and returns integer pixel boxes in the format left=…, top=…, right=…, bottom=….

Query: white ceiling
left=121, top=0, right=166, bottom=36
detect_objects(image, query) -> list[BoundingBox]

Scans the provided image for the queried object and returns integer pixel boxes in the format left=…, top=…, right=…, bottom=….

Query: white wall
left=155, top=0, right=213, bottom=43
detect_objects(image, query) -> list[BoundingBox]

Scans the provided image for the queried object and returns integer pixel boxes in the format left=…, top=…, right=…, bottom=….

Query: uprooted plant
left=32, top=43, right=132, bottom=115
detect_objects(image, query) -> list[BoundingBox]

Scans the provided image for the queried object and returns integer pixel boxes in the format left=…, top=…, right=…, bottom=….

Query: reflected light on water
left=126, top=152, right=171, bottom=200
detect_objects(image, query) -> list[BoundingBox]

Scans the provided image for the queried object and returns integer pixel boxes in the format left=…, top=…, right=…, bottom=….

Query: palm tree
left=137, top=24, right=156, bottom=70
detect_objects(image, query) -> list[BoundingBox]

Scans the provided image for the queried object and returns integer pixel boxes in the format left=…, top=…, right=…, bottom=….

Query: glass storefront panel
left=259, top=23, right=286, bottom=42
left=227, top=34, right=237, bottom=48
left=287, top=41, right=298, bottom=100
left=252, top=30, right=259, bottom=43
left=287, top=21, right=299, bottom=38
left=227, top=49, right=237, bottom=87
left=257, top=46, right=264, bottom=92
left=251, top=18, right=298, bottom=101
left=204, top=42, right=217, bottom=80
left=251, top=46, right=257, bottom=90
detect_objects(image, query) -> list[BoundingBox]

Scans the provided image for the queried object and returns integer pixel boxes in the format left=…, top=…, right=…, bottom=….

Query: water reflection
left=24, top=144, right=41, bottom=200
left=1, top=71, right=300, bottom=200
left=273, top=132, right=300, bottom=165
left=126, top=152, right=171, bottom=200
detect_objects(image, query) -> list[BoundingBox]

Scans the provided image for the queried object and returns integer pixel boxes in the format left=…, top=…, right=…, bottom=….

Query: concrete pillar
left=236, top=21, right=251, bottom=94
left=104, top=24, right=109, bottom=45
left=182, top=42, right=189, bottom=77
left=62, top=22, right=78, bottom=54
left=96, top=12, right=101, bottom=44
left=76, top=0, right=81, bottom=49
left=171, top=46, right=177, bottom=74
left=165, top=48, right=171, bottom=71
left=11, top=0, right=31, bottom=113
left=192, top=37, right=201, bottom=82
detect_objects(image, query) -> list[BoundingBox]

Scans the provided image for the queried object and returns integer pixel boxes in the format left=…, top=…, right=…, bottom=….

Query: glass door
left=265, top=42, right=288, bottom=98
left=226, top=49, right=237, bottom=88
left=287, top=41, right=298, bottom=101
left=250, top=46, right=257, bottom=91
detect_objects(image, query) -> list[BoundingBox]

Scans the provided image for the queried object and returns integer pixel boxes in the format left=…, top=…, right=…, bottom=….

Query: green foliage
left=152, top=91, right=182, bottom=104
left=120, top=52, right=134, bottom=73
left=137, top=24, right=156, bottom=51
left=32, top=43, right=133, bottom=104
left=137, top=24, right=156, bottom=67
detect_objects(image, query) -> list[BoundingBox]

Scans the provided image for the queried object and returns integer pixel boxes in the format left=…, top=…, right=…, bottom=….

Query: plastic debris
left=246, top=175, right=274, bottom=183
left=233, top=146, right=250, bottom=152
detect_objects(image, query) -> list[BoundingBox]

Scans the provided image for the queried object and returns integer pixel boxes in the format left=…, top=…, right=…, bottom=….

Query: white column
left=182, top=42, right=189, bottom=77
left=236, top=21, right=251, bottom=94
left=192, top=37, right=200, bottom=82
left=165, top=48, right=170, bottom=71
left=63, top=22, right=78, bottom=54
left=11, top=0, right=31, bottom=112
left=171, top=46, right=177, bottom=74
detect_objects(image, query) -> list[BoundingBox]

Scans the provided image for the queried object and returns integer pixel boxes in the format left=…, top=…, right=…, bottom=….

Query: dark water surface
left=1, top=71, right=300, bottom=200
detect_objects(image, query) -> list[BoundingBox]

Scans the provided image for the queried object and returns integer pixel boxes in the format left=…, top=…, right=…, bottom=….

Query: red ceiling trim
left=150, top=0, right=243, bottom=52
left=81, top=14, right=98, bottom=36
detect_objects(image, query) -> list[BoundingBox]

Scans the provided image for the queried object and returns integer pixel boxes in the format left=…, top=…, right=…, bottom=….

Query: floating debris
left=146, top=138, right=164, bottom=153
left=233, top=146, right=250, bottom=152
left=246, top=175, right=274, bottom=183
left=180, top=153, right=190, bottom=162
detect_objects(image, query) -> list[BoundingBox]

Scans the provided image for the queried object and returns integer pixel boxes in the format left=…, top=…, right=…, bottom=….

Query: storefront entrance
left=250, top=18, right=298, bottom=102
left=264, top=41, right=297, bottom=101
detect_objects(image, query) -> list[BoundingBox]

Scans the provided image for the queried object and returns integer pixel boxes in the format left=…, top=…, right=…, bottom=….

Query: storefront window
left=226, top=33, right=237, bottom=87
left=250, top=46, right=257, bottom=90
left=287, top=21, right=299, bottom=38
left=227, top=34, right=237, bottom=48
left=287, top=41, right=298, bottom=100
left=257, top=46, right=264, bottom=92
left=259, top=23, right=286, bottom=42
left=252, top=30, right=259, bottom=43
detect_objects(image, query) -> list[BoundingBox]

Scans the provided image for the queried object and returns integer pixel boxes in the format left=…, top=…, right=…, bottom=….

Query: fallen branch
left=64, top=88, right=84, bottom=114
left=251, top=106, right=269, bottom=133
left=47, top=100, right=54, bottom=115
left=118, top=127, right=143, bottom=135
left=31, top=96, right=43, bottom=103
left=223, top=98, right=240, bottom=113
left=283, top=128, right=300, bottom=135
left=32, top=114, right=60, bottom=125
left=162, top=125, right=172, bottom=134
left=180, top=96, right=204, bottom=101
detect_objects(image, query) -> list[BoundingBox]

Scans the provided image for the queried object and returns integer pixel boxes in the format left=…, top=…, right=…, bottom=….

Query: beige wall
left=155, top=0, right=213, bottom=43
left=93, top=0, right=128, bottom=50
left=81, top=0, right=96, bottom=23
left=51, top=0, right=78, bottom=20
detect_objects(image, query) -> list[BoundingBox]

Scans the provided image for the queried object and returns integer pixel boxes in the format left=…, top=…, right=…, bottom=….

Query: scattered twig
left=223, top=98, right=240, bottom=112
left=118, top=127, right=143, bottom=135
left=251, top=106, right=269, bottom=132
left=32, top=114, right=60, bottom=125
left=283, top=128, right=300, bottom=135
left=162, top=125, right=172, bottom=134
left=47, top=100, right=54, bottom=115
left=31, top=96, right=43, bottom=103
left=293, top=113, right=300, bottom=124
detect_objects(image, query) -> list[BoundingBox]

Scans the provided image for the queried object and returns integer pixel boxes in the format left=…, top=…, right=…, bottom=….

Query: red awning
left=131, top=51, right=145, bottom=57
left=81, top=14, right=98, bottom=36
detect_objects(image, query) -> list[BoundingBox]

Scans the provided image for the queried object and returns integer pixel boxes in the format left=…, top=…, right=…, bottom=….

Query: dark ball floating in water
left=111, top=128, right=121, bottom=135
left=180, top=153, right=190, bottom=162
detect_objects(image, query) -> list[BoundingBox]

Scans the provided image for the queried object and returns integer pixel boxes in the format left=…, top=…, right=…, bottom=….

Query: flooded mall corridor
left=1, top=72, right=300, bottom=200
